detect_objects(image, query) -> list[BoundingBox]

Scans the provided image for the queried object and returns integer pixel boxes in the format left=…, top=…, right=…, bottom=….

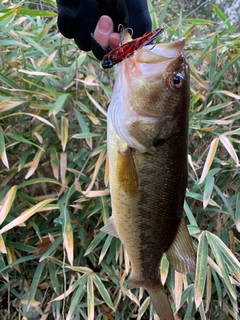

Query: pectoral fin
left=166, top=216, right=196, bottom=273
left=100, top=216, right=119, bottom=238
left=117, top=148, right=138, bottom=197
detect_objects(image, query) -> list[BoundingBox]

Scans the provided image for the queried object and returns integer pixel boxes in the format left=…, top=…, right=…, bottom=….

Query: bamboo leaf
left=195, top=231, right=208, bottom=309
left=199, top=137, right=219, bottom=184
left=100, top=196, right=109, bottom=225
left=206, top=232, right=237, bottom=300
left=83, top=149, right=106, bottom=195
left=93, top=273, right=114, bottom=309
left=66, top=274, right=88, bottom=320
left=25, top=143, right=47, bottom=179
left=0, top=199, right=55, bottom=234
left=49, top=146, right=59, bottom=180
left=49, top=261, right=60, bottom=294
left=49, top=93, right=70, bottom=116
left=0, top=186, right=17, bottom=225
left=74, top=108, right=92, bottom=148
left=6, top=246, right=21, bottom=272
left=61, top=116, right=68, bottom=152
left=86, top=91, right=107, bottom=118
left=211, top=5, right=233, bottom=31
left=61, top=205, right=74, bottom=266
left=208, top=232, right=240, bottom=281
left=0, top=255, right=9, bottom=281
left=87, top=275, right=94, bottom=320
left=72, top=132, right=102, bottom=140
left=190, top=65, right=209, bottom=90
left=39, top=235, right=63, bottom=262
left=17, top=177, right=62, bottom=189
left=60, top=152, right=67, bottom=185
left=0, top=235, right=7, bottom=254
left=98, top=234, right=113, bottom=265
left=175, top=271, right=183, bottom=311
left=28, top=260, right=46, bottom=306
left=235, top=192, right=240, bottom=232
left=205, top=266, right=212, bottom=313
left=160, top=253, right=169, bottom=285
left=137, top=297, right=150, bottom=320
left=84, top=232, right=106, bottom=257
left=219, top=135, right=239, bottom=165
left=203, top=176, right=215, bottom=209
left=0, top=130, right=9, bottom=168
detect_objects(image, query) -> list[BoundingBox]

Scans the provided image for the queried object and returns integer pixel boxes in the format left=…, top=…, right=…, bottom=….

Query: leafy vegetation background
left=0, top=0, right=239, bottom=319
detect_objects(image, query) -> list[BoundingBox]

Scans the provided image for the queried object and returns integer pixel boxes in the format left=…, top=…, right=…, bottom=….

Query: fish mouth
left=134, top=38, right=186, bottom=75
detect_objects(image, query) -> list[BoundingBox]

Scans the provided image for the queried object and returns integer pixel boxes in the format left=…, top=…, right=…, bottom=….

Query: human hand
left=56, top=0, right=152, bottom=60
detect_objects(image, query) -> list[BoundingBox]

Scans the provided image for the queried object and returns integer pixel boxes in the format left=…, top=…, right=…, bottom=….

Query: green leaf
left=98, top=234, right=113, bottom=265
left=74, top=108, right=92, bottom=148
left=203, top=176, right=215, bottom=209
left=182, top=18, right=215, bottom=24
left=66, top=274, right=88, bottom=320
left=49, top=93, right=70, bottom=116
left=206, top=232, right=237, bottom=300
left=100, top=196, right=110, bottom=225
left=28, top=260, right=46, bottom=306
left=0, top=254, right=9, bottom=281
left=195, top=231, right=208, bottom=308
left=0, top=255, right=41, bottom=273
left=84, top=232, right=106, bottom=257
left=18, top=8, right=57, bottom=17
left=235, top=192, right=240, bottom=232
left=211, top=5, right=233, bottom=32
left=17, top=178, right=62, bottom=189
left=49, top=261, right=61, bottom=295
left=39, top=235, right=63, bottom=262
left=61, top=116, right=69, bottom=152
left=87, top=275, right=94, bottom=320
left=72, top=132, right=102, bottom=140
left=49, top=146, right=59, bottom=180
left=61, top=205, right=74, bottom=266
left=93, top=273, right=114, bottom=310
left=160, top=253, right=169, bottom=285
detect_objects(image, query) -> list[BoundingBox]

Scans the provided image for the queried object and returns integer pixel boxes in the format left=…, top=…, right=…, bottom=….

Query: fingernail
left=98, top=16, right=112, bottom=33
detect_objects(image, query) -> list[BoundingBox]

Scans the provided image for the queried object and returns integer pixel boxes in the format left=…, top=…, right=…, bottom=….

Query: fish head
left=126, top=38, right=189, bottom=118
left=108, top=37, right=190, bottom=153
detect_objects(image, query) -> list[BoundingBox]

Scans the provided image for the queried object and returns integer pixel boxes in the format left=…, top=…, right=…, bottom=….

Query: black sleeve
left=56, top=0, right=152, bottom=60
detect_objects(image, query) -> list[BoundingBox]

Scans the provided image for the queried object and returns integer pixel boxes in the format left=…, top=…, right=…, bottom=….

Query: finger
left=109, top=33, right=121, bottom=49
left=93, top=15, right=114, bottom=49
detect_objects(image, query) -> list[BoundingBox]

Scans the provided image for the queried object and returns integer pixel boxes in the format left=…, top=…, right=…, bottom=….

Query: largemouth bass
left=102, top=35, right=196, bottom=320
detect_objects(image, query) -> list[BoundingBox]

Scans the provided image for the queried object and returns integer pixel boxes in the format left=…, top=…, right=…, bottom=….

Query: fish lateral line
left=101, top=25, right=164, bottom=69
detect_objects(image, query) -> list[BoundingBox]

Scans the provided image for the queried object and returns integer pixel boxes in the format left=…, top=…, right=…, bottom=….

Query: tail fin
left=147, top=285, right=174, bottom=320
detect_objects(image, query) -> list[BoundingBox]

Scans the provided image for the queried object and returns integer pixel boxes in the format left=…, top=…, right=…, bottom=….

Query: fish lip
left=134, top=38, right=186, bottom=65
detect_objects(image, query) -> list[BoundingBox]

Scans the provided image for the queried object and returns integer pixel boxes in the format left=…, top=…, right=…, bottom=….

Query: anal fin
left=166, top=215, right=196, bottom=273
left=100, top=216, right=119, bottom=238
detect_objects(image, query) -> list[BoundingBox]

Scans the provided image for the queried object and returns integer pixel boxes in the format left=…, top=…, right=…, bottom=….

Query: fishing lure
left=101, top=25, right=164, bottom=69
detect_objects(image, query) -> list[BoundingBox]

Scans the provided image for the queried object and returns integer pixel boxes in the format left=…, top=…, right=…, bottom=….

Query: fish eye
left=170, top=73, right=184, bottom=89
